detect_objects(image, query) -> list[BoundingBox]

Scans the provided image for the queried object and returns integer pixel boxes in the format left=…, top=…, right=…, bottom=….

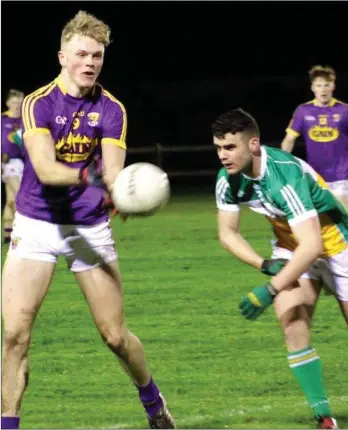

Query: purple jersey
left=16, top=75, right=127, bottom=225
left=286, top=98, right=348, bottom=183
left=1, top=112, right=23, bottom=159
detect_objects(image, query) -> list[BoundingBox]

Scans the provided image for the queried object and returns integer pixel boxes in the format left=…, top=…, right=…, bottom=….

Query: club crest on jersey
left=87, top=112, right=100, bottom=127
left=56, top=132, right=98, bottom=162
left=308, top=126, right=339, bottom=143
left=332, top=114, right=341, bottom=122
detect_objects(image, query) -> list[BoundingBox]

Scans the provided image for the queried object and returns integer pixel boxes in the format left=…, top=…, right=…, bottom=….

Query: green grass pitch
left=2, top=193, right=347, bottom=429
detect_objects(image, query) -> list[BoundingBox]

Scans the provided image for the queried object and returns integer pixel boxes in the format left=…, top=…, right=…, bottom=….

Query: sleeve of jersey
left=285, top=106, right=303, bottom=137
left=101, top=99, right=127, bottom=150
left=21, top=95, right=51, bottom=138
left=273, top=177, right=318, bottom=226
left=215, top=174, right=239, bottom=212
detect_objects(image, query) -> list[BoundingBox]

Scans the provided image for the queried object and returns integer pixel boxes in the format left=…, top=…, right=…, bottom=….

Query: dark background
left=2, top=1, right=348, bottom=184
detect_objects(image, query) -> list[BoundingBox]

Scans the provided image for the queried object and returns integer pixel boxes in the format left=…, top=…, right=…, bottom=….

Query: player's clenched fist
left=79, top=157, right=104, bottom=187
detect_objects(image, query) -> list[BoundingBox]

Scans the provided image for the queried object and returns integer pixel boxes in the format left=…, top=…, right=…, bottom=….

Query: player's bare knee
left=3, top=328, right=31, bottom=356
left=278, top=306, right=310, bottom=348
left=5, top=195, right=15, bottom=208
left=100, top=324, right=124, bottom=350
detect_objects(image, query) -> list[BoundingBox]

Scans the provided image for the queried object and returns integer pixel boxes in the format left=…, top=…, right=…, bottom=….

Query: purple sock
left=137, top=378, right=163, bottom=417
left=1, top=416, right=20, bottom=429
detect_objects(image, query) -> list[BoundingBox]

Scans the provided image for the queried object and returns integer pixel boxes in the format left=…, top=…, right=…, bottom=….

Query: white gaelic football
left=112, top=163, right=170, bottom=215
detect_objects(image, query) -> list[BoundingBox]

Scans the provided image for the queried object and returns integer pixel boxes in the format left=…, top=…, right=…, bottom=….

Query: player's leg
left=2, top=256, right=55, bottom=429
left=326, top=247, right=348, bottom=324
left=273, top=279, right=337, bottom=428
left=337, top=300, right=348, bottom=324
left=1, top=213, right=59, bottom=430
left=65, top=222, right=175, bottom=428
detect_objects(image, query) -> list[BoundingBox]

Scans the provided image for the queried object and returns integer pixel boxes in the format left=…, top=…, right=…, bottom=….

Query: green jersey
left=215, top=146, right=348, bottom=257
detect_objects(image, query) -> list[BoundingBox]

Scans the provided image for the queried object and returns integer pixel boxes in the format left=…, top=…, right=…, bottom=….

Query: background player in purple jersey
left=1, top=89, right=25, bottom=244
left=1, top=11, right=175, bottom=430
left=281, top=65, right=348, bottom=211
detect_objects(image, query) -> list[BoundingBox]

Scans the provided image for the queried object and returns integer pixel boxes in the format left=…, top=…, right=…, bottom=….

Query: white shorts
left=1, top=158, right=24, bottom=183
left=327, top=179, right=348, bottom=196
left=271, top=246, right=348, bottom=301
left=8, top=212, right=117, bottom=272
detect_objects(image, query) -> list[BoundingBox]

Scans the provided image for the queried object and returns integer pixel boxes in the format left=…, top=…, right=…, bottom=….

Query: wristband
left=267, top=282, right=278, bottom=296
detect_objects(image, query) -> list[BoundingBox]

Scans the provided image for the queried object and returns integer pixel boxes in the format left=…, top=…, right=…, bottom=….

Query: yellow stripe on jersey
left=316, top=172, right=330, bottom=189
left=102, top=89, right=128, bottom=143
left=315, top=173, right=348, bottom=256
left=24, top=128, right=50, bottom=138
left=319, top=214, right=348, bottom=256
left=22, top=83, right=51, bottom=130
left=2, top=110, right=19, bottom=118
left=267, top=217, right=297, bottom=251
left=22, top=81, right=56, bottom=131
left=285, top=127, right=300, bottom=137
left=55, top=75, right=67, bottom=95
left=101, top=138, right=127, bottom=149
left=313, top=98, right=337, bottom=107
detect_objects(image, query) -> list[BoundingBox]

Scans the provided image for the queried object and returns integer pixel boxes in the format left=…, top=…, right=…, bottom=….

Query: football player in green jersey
left=213, top=108, right=348, bottom=429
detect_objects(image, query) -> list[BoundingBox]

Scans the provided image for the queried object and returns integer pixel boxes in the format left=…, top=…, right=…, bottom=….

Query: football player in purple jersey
left=281, top=65, right=348, bottom=211
left=1, top=89, right=25, bottom=244
left=1, top=11, right=175, bottom=430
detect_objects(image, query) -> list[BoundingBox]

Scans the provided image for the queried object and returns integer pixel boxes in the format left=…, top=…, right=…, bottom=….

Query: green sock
left=288, top=346, right=331, bottom=419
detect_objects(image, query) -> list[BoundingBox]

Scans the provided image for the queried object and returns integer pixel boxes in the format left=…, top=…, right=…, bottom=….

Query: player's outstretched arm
left=271, top=216, right=323, bottom=293
left=217, top=209, right=264, bottom=270
left=24, top=132, right=82, bottom=186
left=101, top=144, right=126, bottom=194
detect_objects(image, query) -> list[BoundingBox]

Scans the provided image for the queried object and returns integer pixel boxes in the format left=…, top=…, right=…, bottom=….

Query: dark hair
left=212, top=108, right=260, bottom=139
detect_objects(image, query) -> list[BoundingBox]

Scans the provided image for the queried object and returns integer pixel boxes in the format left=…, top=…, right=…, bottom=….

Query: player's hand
left=261, top=258, right=288, bottom=276
left=101, top=193, right=118, bottom=216
left=239, top=282, right=278, bottom=320
left=79, top=157, right=104, bottom=188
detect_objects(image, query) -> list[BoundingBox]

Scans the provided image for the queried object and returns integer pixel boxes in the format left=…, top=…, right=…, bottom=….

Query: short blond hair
left=309, top=65, right=336, bottom=83
left=61, top=10, right=111, bottom=48
left=7, top=89, right=24, bottom=101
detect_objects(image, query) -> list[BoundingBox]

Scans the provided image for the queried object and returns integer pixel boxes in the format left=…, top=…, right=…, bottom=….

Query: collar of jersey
left=55, top=75, right=67, bottom=95
left=313, top=97, right=337, bottom=107
left=242, top=145, right=267, bottom=181
left=55, top=74, right=99, bottom=99
left=3, top=110, right=18, bottom=118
